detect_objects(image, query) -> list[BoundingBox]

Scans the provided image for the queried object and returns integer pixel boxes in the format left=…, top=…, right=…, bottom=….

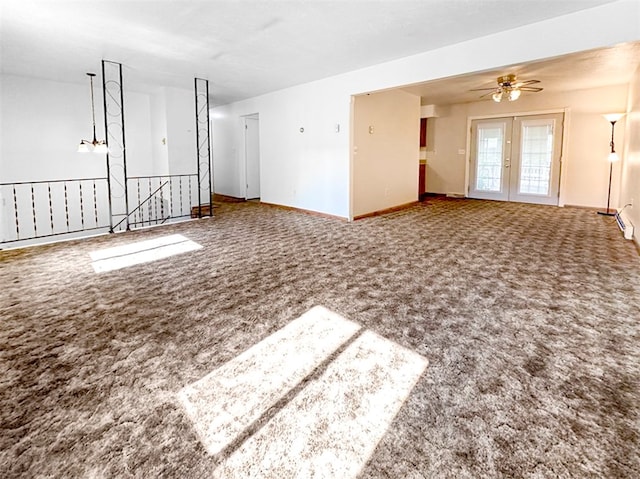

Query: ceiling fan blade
left=519, top=87, right=544, bottom=92
left=478, top=91, right=495, bottom=98
left=469, top=87, right=498, bottom=92
left=514, top=79, right=541, bottom=87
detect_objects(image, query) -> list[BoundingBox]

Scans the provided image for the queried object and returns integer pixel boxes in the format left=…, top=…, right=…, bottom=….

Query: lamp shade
left=93, top=142, right=109, bottom=154
left=508, top=89, right=521, bottom=101
left=78, top=141, right=91, bottom=153
left=608, top=151, right=620, bottom=162
left=603, top=113, right=625, bottom=123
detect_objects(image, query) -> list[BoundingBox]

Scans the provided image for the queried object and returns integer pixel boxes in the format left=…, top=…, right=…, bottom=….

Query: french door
left=469, top=113, right=564, bottom=205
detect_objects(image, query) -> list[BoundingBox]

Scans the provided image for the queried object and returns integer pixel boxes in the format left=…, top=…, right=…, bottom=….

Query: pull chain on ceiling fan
left=470, top=74, right=543, bottom=102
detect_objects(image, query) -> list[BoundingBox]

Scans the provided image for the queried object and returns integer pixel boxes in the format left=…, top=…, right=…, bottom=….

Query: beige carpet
left=178, top=305, right=361, bottom=456
left=1, top=197, right=639, bottom=478
left=213, top=326, right=428, bottom=478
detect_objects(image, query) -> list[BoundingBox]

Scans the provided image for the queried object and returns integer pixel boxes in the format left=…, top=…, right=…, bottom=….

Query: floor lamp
left=598, top=113, right=624, bottom=216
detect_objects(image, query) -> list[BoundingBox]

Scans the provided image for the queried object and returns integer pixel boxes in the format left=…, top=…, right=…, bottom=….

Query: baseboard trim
left=423, top=193, right=446, bottom=198
left=213, top=193, right=246, bottom=203
left=562, top=204, right=600, bottom=211
left=260, top=202, right=348, bottom=222
left=353, top=201, right=419, bottom=220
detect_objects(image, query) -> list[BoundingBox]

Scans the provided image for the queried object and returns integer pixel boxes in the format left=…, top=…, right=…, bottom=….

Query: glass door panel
left=469, top=114, right=563, bottom=205
left=519, top=120, right=553, bottom=195
left=476, top=125, right=504, bottom=192
left=469, top=119, right=510, bottom=201
left=510, top=114, right=563, bottom=205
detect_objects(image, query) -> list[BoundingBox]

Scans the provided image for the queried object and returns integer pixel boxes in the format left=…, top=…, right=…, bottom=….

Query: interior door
left=469, top=113, right=563, bottom=205
left=244, top=116, right=260, bottom=200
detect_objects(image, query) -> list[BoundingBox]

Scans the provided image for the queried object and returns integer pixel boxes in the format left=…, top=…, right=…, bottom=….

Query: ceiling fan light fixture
left=508, top=88, right=521, bottom=101
left=497, top=74, right=517, bottom=86
left=472, top=74, right=542, bottom=102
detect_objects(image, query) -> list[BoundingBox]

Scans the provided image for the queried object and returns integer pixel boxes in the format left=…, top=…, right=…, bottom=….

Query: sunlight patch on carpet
left=178, top=305, right=361, bottom=455
left=212, top=329, right=428, bottom=479
left=89, top=234, right=201, bottom=272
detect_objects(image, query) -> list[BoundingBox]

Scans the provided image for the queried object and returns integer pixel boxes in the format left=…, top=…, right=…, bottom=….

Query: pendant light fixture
left=78, top=72, right=108, bottom=153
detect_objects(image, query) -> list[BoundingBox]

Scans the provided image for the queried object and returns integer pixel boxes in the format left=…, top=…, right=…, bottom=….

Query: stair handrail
left=112, top=181, right=168, bottom=230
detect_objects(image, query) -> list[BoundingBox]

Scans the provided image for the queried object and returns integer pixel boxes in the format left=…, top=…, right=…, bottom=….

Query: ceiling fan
left=471, top=74, right=543, bottom=102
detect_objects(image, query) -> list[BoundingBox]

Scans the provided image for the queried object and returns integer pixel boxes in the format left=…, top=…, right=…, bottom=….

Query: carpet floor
left=1, top=197, right=639, bottom=478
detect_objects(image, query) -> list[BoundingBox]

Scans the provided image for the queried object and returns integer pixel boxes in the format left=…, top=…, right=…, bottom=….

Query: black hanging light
left=78, top=72, right=108, bottom=153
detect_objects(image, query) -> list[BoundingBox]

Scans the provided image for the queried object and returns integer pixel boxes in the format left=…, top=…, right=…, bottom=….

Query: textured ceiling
left=400, top=41, right=640, bottom=106
left=0, top=0, right=618, bottom=106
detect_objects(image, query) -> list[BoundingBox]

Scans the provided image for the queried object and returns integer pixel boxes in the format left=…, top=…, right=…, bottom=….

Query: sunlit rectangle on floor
left=213, top=330, right=428, bottom=479
left=89, top=234, right=201, bottom=272
left=178, top=305, right=361, bottom=456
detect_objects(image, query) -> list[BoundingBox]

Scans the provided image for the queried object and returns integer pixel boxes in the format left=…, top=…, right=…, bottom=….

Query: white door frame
left=465, top=107, right=570, bottom=206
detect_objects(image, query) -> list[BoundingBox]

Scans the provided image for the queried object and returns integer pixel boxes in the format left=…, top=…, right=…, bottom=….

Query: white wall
left=212, top=0, right=640, bottom=219
left=0, top=73, right=195, bottom=245
left=1, top=75, right=108, bottom=182
left=148, top=87, right=198, bottom=177
left=621, top=64, right=640, bottom=244
left=150, top=88, right=170, bottom=176
left=212, top=83, right=351, bottom=217
left=124, top=92, right=154, bottom=177
left=423, top=104, right=466, bottom=195
left=426, top=85, right=629, bottom=208
left=352, top=90, right=420, bottom=217
left=165, top=87, right=197, bottom=176
left=211, top=110, right=242, bottom=198
left=0, top=74, right=161, bottom=181
left=0, top=75, right=111, bottom=244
